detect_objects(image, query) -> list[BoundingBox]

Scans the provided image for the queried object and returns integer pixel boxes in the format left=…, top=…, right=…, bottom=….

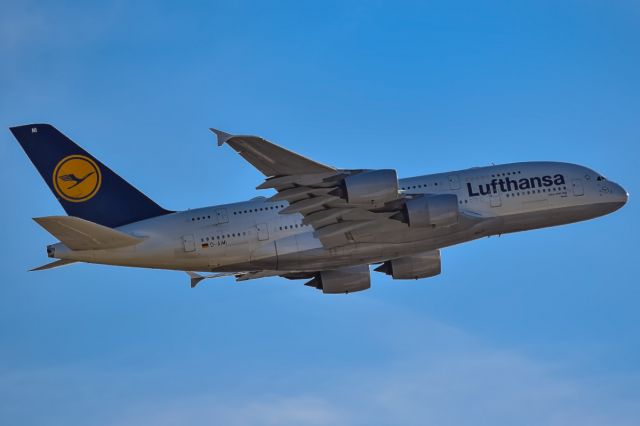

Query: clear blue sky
left=1, top=1, right=639, bottom=425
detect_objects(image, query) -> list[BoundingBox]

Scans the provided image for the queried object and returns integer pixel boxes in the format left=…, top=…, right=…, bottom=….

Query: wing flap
left=256, top=172, right=340, bottom=190
left=313, top=220, right=371, bottom=239
left=187, top=270, right=298, bottom=285
left=33, top=216, right=143, bottom=250
left=301, top=208, right=354, bottom=228
left=268, top=186, right=332, bottom=203
left=280, top=195, right=340, bottom=214
left=234, top=270, right=284, bottom=282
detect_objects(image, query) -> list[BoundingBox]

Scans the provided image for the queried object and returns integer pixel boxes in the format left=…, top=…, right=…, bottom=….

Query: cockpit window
left=596, top=176, right=607, bottom=181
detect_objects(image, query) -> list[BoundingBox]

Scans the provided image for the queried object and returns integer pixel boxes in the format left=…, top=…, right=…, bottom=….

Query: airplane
left=10, top=124, right=628, bottom=293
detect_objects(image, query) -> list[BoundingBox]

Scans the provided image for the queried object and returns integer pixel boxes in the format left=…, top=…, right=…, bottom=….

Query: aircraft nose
left=609, top=182, right=628, bottom=208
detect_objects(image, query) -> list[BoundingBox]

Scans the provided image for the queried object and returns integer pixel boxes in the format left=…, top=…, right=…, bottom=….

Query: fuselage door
left=182, top=234, right=196, bottom=252
left=256, top=223, right=269, bottom=241
left=490, top=192, right=502, bottom=207
left=572, top=179, right=584, bottom=196
left=216, top=208, right=229, bottom=224
left=448, top=175, right=460, bottom=190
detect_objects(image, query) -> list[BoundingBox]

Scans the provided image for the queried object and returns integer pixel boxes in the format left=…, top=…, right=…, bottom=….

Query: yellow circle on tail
left=52, top=155, right=102, bottom=202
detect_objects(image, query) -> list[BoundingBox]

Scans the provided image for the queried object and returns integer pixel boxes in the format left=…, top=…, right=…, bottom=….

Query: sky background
left=1, top=1, right=639, bottom=425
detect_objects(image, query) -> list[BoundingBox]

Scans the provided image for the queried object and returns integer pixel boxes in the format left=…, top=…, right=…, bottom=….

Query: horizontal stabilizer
left=30, top=259, right=77, bottom=271
left=33, top=216, right=143, bottom=250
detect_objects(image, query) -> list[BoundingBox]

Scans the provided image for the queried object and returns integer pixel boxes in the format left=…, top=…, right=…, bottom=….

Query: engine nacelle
left=306, top=264, right=371, bottom=294
left=404, top=194, right=459, bottom=228
left=375, top=250, right=441, bottom=280
left=343, top=169, right=399, bottom=206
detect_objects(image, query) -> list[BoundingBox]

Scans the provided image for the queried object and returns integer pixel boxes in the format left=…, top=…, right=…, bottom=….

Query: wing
left=211, top=129, right=335, bottom=176
left=212, top=128, right=408, bottom=248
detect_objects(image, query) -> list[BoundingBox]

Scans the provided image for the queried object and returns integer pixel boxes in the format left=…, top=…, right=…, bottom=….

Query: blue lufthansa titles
left=467, top=174, right=566, bottom=197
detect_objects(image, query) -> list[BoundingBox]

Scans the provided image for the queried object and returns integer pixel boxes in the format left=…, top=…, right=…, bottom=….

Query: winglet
left=187, top=271, right=205, bottom=288
left=209, top=128, right=233, bottom=146
left=185, top=271, right=234, bottom=288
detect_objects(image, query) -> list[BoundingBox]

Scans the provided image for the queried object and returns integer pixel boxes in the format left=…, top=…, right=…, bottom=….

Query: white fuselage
left=49, top=161, right=627, bottom=273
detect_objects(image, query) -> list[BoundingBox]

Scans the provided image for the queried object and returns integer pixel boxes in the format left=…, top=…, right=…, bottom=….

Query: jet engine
left=396, top=194, right=459, bottom=228
left=375, top=250, right=441, bottom=280
left=305, top=264, right=371, bottom=294
left=332, top=169, right=399, bottom=207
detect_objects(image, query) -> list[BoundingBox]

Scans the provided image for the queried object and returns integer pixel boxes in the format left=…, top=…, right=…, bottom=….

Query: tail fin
left=10, top=124, right=171, bottom=227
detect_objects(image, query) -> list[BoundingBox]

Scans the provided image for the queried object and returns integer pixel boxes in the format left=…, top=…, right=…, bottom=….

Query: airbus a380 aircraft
left=10, top=124, right=628, bottom=293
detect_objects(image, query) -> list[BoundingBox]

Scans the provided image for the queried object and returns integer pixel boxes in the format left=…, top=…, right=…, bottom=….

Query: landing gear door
left=572, top=179, right=584, bottom=196
left=182, top=234, right=196, bottom=252
left=256, top=223, right=269, bottom=241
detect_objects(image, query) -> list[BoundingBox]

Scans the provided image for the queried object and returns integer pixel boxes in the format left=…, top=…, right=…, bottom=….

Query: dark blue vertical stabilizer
left=10, top=124, right=172, bottom=227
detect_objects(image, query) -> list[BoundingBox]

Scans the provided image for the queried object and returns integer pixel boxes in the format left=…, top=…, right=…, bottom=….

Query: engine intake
left=400, top=194, right=459, bottom=228
left=341, top=169, right=399, bottom=206
left=305, top=264, right=371, bottom=294
left=375, top=250, right=441, bottom=280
